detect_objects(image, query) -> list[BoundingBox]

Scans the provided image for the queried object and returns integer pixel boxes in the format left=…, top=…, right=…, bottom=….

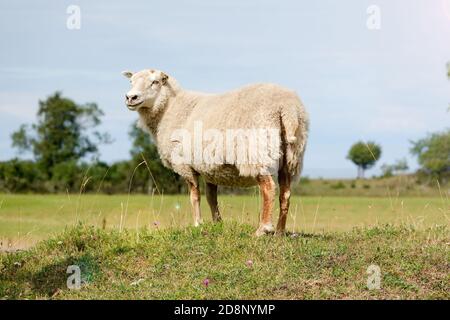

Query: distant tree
left=347, top=141, right=382, bottom=178
left=0, top=159, right=43, bottom=192
left=128, top=122, right=184, bottom=194
left=410, top=130, right=450, bottom=182
left=102, top=161, right=131, bottom=194
left=380, top=158, right=409, bottom=177
left=11, top=92, right=111, bottom=178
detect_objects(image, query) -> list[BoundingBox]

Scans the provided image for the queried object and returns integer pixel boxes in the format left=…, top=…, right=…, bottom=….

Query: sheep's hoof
left=255, top=224, right=275, bottom=237
left=194, top=219, right=204, bottom=227
left=275, top=229, right=287, bottom=236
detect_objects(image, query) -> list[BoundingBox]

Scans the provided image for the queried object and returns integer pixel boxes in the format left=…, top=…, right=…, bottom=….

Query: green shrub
left=330, top=181, right=346, bottom=189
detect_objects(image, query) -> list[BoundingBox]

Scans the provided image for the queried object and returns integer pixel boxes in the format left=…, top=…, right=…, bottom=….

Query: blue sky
left=0, top=0, right=449, bottom=178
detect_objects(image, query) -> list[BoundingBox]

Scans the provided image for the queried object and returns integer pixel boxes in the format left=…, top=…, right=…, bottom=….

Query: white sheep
left=122, top=69, right=309, bottom=236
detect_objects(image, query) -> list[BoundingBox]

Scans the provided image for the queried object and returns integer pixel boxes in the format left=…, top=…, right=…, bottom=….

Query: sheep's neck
left=137, top=89, right=200, bottom=144
left=137, top=104, right=166, bottom=137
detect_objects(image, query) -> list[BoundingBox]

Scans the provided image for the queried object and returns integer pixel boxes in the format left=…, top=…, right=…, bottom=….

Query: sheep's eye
left=152, top=80, right=160, bottom=85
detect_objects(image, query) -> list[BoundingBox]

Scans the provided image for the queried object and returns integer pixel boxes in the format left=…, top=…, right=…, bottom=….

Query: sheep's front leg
left=187, top=180, right=202, bottom=226
left=205, top=183, right=222, bottom=223
left=255, top=175, right=275, bottom=236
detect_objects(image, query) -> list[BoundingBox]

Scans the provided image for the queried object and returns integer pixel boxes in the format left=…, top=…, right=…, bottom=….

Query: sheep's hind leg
left=205, top=182, right=222, bottom=223
left=255, top=175, right=275, bottom=236
left=187, top=178, right=202, bottom=227
left=276, top=165, right=291, bottom=235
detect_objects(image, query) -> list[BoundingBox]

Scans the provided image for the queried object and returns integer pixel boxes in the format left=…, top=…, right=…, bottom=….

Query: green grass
left=295, top=175, right=444, bottom=197
left=0, top=190, right=448, bottom=299
left=0, top=193, right=448, bottom=248
left=0, top=223, right=448, bottom=299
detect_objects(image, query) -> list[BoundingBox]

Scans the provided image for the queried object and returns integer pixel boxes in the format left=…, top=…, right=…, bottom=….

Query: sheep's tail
left=280, top=103, right=309, bottom=182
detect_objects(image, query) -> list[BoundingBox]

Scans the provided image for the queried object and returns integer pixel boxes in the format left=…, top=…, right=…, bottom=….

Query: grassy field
left=294, top=175, right=446, bottom=197
left=0, top=192, right=448, bottom=248
left=0, top=184, right=448, bottom=299
left=0, top=223, right=448, bottom=299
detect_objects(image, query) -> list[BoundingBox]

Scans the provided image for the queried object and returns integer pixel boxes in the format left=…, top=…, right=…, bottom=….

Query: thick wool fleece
left=136, top=72, right=309, bottom=188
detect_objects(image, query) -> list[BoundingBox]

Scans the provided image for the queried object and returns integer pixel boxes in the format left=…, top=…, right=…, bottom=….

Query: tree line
left=346, top=134, right=449, bottom=183
left=0, top=92, right=184, bottom=194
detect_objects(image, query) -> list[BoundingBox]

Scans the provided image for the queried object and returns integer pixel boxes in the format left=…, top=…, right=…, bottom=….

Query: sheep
left=122, top=69, right=309, bottom=236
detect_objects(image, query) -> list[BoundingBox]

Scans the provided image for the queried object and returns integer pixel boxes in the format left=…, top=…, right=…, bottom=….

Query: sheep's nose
left=126, top=94, right=139, bottom=102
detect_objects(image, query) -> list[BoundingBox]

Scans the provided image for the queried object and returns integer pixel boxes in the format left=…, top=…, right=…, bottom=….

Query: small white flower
left=131, top=278, right=145, bottom=286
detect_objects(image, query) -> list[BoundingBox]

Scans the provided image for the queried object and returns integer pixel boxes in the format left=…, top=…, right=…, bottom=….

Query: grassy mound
left=0, top=223, right=448, bottom=299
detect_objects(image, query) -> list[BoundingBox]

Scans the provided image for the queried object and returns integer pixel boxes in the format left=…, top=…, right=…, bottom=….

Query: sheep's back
left=186, top=83, right=299, bottom=130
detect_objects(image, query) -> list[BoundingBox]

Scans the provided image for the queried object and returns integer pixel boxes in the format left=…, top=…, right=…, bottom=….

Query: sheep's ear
left=122, top=70, right=133, bottom=79
left=161, top=72, right=169, bottom=85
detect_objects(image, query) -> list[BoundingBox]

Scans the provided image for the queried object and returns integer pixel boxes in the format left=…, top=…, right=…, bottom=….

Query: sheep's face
left=122, top=69, right=169, bottom=111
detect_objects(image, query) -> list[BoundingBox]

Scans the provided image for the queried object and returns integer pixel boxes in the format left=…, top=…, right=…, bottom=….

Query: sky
left=0, top=0, right=449, bottom=178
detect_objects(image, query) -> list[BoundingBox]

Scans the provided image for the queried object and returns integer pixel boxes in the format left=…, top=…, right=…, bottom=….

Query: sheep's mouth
left=126, top=100, right=144, bottom=111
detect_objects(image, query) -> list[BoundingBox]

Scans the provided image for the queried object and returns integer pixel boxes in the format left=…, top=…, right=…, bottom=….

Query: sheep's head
left=122, top=69, right=169, bottom=111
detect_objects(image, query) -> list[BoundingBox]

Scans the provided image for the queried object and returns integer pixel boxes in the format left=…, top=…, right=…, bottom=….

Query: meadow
left=0, top=178, right=448, bottom=299
left=0, top=191, right=448, bottom=249
left=0, top=222, right=448, bottom=299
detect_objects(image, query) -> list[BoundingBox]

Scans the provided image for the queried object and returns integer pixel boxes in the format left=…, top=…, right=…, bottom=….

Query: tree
left=0, top=159, right=43, bottom=192
left=410, top=130, right=450, bottom=182
left=11, top=92, right=110, bottom=177
left=128, top=122, right=184, bottom=194
left=347, top=141, right=382, bottom=178
left=380, top=158, right=409, bottom=177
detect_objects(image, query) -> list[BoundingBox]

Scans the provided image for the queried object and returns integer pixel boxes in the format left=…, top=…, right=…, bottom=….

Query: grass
left=0, top=193, right=448, bottom=248
left=295, top=175, right=444, bottom=197
left=0, top=178, right=448, bottom=300
left=0, top=222, right=448, bottom=299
